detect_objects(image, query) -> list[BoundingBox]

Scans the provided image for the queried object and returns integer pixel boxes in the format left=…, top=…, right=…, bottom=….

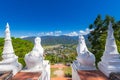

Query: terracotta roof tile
left=77, top=70, right=108, bottom=80
left=12, top=72, right=41, bottom=80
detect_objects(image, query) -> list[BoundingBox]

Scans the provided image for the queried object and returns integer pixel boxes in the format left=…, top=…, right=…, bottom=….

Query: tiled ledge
left=12, top=72, right=41, bottom=80
left=0, top=71, right=12, bottom=80
left=77, top=70, right=108, bottom=80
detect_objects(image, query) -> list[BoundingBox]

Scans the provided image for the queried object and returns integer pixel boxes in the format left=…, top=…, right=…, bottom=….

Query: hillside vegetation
left=23, top=35, right=78, bottom=45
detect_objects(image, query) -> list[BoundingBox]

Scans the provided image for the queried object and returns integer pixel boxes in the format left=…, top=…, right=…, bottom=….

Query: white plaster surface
left=72, top=35, right=96, bottom=80
left=76, top=35, right=96, bottom=70
left=0, top=23, right=22, bottom=75
left=24, top=37, right=50, bottom=80
left=98, top=22, right=120, bottom=77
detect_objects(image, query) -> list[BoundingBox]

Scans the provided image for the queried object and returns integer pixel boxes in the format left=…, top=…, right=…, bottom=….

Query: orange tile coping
left=12, top=72, right=41, bottom=80
left=51, top=77, right=72, bottom=80
left=77, top=70, right=109, bottom=80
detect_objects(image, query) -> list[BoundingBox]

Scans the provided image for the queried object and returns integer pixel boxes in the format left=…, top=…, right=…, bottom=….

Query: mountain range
left=22, top=35, right=90, bottom=46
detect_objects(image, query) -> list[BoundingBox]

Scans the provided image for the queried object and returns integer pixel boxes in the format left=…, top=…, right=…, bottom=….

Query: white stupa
left=25, top=37, right=44, bottom=70
left=24, top=37, right=50, bottom=80
left=98, top=22, right=120, bottom=77
left=73, top=35, right=96, bottom=70
left=72, top=35, right=96, bottom=80
left=76, top=35, right=96, bottom=70
left=0, top=23, right=22, bottom=75
left=75, top=35, right=96, bottom=70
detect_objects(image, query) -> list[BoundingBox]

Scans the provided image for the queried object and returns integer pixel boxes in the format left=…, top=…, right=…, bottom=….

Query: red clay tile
left=77, top=70, right=109, bottom=80
left=51, top=77, right=72, bottom=80
left=12, top=72, right=41, bottom=80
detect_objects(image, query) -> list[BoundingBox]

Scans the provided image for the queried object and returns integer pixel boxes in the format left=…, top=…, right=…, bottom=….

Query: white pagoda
left=98, top=22, right=120, bottom=77
left=72, top=35, right=96, bottom=80
left=24, top=37, right=50, bottom=80
left=0, top=23, right=22, bottom=75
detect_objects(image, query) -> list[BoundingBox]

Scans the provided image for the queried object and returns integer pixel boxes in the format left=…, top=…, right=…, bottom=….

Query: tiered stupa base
left=72, top=60, right=96, bottom=70
left=98, top=54, right=120, bottom=77
left=0, top=63, right=22, bottom=75
left=72, top=60, right=106, bottom=80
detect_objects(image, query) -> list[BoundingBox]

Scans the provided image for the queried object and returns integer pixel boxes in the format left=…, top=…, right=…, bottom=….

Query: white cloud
left=55, top=31, right=62, bottom=36
left=46, top=32, right=54, bottom=36
left=37, top=32, right=45, bottom=36
left=55, top=31, right=62, bottom=34
left=79, top=28, right=93, bottom=35
left=64, top=28, right=93, bottom=36
left=37, top=31, right=62, bottom=36
left=20, top=28, right=93, bottom=38
left=20, top=36, right=29, bottom=38
left=65, top=31, right=79, bottom=36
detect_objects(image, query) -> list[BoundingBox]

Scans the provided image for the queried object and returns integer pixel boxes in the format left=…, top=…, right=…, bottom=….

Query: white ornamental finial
left=77, top=35, right=88, bottom=54
left=32, top=37, right=44, bottom=56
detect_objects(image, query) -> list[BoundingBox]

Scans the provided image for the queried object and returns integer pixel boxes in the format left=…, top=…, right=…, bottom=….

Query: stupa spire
left=108, top=22, right=114, bottom=38
left=104, top=22, right=119, bottom=55
left=5, top=22, right=11, bottom=40
left=2, top=23, right=14, bottom=55
left=6, top=22, right=9, bottom=28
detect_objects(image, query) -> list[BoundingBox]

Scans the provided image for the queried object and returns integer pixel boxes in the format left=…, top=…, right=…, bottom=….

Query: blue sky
left=0, top=0, right=120, bottom=37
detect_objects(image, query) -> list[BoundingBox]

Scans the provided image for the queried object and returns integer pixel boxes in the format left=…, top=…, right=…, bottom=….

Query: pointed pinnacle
left=6, top=22, right=10, bottom=28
